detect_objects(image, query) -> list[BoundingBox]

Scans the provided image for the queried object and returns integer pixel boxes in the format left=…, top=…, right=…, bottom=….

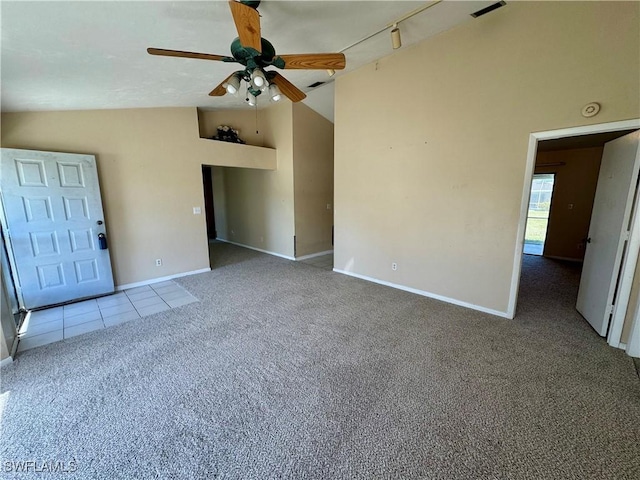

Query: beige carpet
left=1, top=243, right=639, bottom=479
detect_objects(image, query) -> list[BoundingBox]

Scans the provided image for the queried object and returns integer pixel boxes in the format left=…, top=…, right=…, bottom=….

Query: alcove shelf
left=197, top=137, right=276, bottom=170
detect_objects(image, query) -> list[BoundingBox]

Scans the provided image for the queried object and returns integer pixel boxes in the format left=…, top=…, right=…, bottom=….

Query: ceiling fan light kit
left=250, top=68, right=267, bottom=89
left=268, top=84, right=282, bottom=102
left=224, top=72, right=242, bottom=95
left=246, top=91, right=257, bottom=106
left=147, top=0, right=346, bottom=105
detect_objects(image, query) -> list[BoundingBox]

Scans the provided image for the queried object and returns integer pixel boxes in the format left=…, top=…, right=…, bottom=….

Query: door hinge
left=606, top=304, right=614, bottom=316
left=623, top=230, right=631, bottom=241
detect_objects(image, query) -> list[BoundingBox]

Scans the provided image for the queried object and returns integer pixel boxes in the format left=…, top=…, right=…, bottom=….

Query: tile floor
left=17, top=281, right=198, bottom=352
left=298, top=253, right=333, bottom=271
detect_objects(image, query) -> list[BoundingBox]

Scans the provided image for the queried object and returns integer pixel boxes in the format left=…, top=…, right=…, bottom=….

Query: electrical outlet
left=155, top=259, right=162, bottom=267
left=193, top=207, right=202, bottom=215
left=392, top=262, right=397, bottom=271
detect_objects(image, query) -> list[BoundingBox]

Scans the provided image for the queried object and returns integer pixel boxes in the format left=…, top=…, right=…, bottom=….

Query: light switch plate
left=193, top=207, right=202, bottom=215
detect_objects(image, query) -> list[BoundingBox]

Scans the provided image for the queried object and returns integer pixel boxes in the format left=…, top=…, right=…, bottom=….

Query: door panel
left=576, top=131, right=640, bottom=335
left=1, top=148, right=114, bottom=308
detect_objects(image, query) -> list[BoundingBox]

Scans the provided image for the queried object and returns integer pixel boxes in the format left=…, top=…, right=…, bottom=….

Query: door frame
left=508, top=119, right=640, bottom=350
left=0, top=199, right=25, bottom=309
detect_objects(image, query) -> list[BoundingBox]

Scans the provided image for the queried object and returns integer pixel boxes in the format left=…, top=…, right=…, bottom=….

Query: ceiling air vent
left=307, top=81, right=326, bottom=89
left=471, top=1, right=506, bottom=18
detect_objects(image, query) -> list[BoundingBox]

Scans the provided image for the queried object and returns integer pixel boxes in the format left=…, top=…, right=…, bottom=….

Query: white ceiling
left=1, top=0, right=496, bottom=117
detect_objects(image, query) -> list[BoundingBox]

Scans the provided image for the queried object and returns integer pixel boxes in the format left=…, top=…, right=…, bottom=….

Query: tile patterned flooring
left=17, top=281, right=198, bottom=352
left=298, top=253, right=333, bottom=271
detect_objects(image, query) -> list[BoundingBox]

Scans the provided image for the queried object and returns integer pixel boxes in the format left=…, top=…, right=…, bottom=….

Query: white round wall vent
left=581, top=102, right=601, bottom=118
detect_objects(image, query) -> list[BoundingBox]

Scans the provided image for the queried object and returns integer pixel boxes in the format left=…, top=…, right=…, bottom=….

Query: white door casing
left=0, top=148, right=114, bottom=309
left=576, top=131, right=640, bottom=336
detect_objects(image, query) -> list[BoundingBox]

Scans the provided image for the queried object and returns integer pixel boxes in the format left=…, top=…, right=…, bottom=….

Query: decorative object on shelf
left=213, top=125, right=245, bottom=144
left=147, top=0, right=346, bottom=105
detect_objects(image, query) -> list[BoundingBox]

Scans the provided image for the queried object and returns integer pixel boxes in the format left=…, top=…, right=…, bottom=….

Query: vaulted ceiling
left=1, top=1, right=496, bottom=117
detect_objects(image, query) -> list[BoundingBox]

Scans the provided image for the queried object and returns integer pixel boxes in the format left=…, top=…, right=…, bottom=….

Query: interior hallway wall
left=535, top=147, right=603, bottom=261
left=292, top=103, right=334, bottom=257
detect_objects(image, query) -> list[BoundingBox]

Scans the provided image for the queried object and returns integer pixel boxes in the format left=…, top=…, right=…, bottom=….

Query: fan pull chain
left=255, top=104, right=258, bottom=135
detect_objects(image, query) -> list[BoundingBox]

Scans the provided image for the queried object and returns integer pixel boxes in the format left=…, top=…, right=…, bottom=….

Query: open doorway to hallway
left=511, top=120, right=640, bottom=359
left=202, top=164, right=225, bottom=269
left=524, top=173, right=555, bottom=256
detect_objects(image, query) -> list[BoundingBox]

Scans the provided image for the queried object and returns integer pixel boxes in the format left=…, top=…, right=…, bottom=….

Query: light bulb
left=269, top=84, right=282, bottom=102
left=251, top=69, right=267, bottom=89
left=225, top=73, right=241, bottom=95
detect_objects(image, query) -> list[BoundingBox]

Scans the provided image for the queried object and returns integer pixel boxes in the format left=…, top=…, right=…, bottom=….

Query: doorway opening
left=202, top=165, right=219, bottom=269
left=524, top=173, right=555, bottom=256
left=509, top=120, right=640, bottom=357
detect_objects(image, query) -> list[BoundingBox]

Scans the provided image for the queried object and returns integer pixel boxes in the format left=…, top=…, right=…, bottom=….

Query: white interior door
left=0, top=148, right=114, bottom=309
left=576, top=131, right=640, bottom=335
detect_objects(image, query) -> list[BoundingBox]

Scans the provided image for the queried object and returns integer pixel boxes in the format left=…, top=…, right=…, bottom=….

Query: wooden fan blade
left=228, top=0, right=261, bottom=52
left=147, top=48, right=231, bottom=62
left=276, top=53, right=346, bottom=70
left=209, top=73, right=234, bottom=97
left=270, top=73, right=306, bottom=102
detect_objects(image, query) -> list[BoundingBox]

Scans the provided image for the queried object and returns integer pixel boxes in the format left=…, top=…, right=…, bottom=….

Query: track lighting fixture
left=391, top=23, right=401, bottom=49
left=326, top=69, right=336, bottom=77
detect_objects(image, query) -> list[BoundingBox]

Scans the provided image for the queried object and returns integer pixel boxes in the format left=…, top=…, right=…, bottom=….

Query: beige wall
left=199, top=103, right=296, bottom=257
left=535, top=147, right=603, bottom=261
left=1, top=107, right=277, bottom=286
left=293, top=103, right=334, bottom=257
left=334, top=1, right=640, bottom=314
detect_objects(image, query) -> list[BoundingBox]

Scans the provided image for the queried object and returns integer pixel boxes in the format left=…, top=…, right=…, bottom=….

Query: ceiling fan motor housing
left=239, top=0, right=261, bottom=9
left=230, top=37, right=276, bottom=66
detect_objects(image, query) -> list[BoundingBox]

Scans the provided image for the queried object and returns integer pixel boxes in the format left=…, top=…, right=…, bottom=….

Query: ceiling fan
left=147, top=0, right=346, bottom=104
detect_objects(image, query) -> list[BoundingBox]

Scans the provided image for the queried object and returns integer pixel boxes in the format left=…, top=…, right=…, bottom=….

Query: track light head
left=391, top=24, right=401, bottom=49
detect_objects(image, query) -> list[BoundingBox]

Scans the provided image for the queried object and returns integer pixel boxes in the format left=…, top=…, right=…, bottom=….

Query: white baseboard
left=116, top=268, right=211, bottom=291
left=1, top=356, right=14, bottom=368
left=216, top=238, right=295, bottom=261
left=333, top=268, right=510, bottom=319
left=296, top=250, right=334, bottom=261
